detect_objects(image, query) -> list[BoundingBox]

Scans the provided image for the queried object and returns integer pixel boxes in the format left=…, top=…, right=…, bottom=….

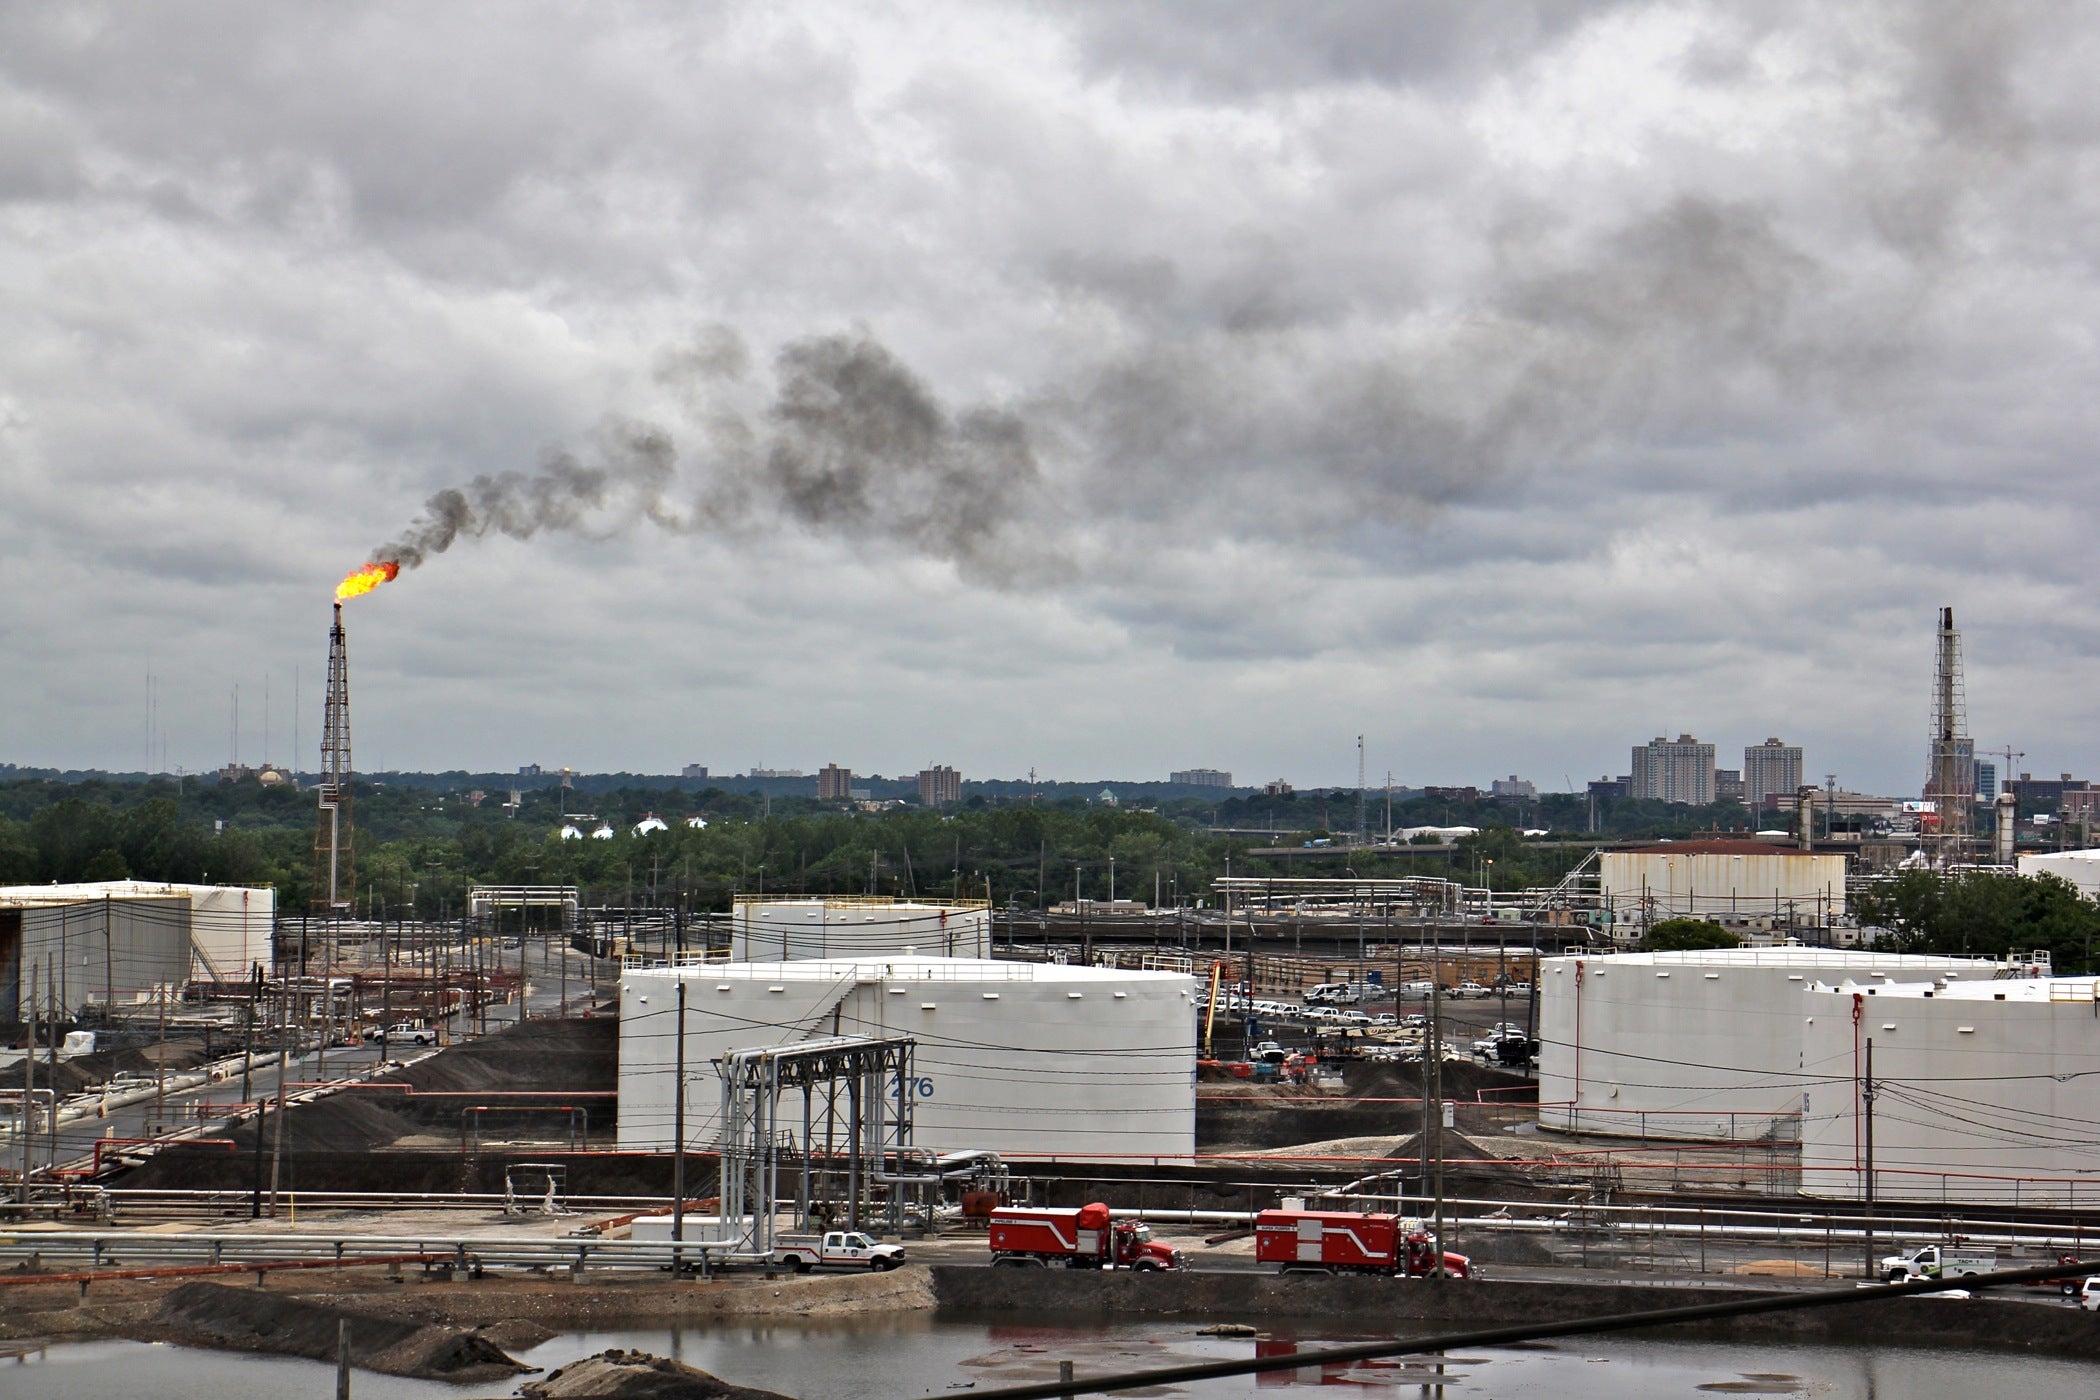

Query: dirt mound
left=32, top=1037, right=215, bottom=1097
left=521, top=1348, right=791, bottom=1399
left=155, top=1281, right=531, bottom=1382
left=1460, top=1231, right=1558, bottom=1266
left=395, top=1017, right=615, bottom=1095
left=214, top=1090, right=426, bottom=1154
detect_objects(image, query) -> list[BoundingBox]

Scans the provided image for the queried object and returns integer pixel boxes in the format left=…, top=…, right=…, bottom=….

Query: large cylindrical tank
left=619, top=955, right=1197, bottom=1160
left=1799, top=976, right=2100, bottom=1205
left=1538, top=949, right=1993, bottom=1141
left=731, top=898, right=990, bottom=961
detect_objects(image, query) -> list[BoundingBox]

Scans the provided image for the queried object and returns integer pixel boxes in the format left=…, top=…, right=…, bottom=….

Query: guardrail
left=0, top=1229, right=767, bottom=1280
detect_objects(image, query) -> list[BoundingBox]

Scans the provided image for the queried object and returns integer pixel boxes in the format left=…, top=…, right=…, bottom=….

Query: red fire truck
left=988, top=1202, right=1185, bottom=1270
left=1253, top=1209, right=1472, bottom=1279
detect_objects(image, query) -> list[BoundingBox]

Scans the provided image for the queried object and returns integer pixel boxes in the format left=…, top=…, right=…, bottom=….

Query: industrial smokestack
left=1796, top=786, right=1817, bottom=851
left=1994, top=791, right=2018, bottom=865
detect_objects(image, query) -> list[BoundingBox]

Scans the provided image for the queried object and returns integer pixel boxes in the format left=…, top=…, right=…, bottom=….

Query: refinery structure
left=13, top=596, right=2100, bottom=1356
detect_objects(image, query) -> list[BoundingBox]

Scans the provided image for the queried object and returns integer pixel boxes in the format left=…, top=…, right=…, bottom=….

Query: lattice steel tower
left=1926, top=605, right=1973, bottom=867
left=311, top=602, right=355, bottom=912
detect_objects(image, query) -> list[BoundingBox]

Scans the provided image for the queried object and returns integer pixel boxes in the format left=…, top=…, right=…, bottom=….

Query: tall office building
left=918, top=765, right=962, bottom=807
left=817, top=763, right=853, bottom=801
left=1630, top=734, right=1717, bottom=806
left=1743, top=738, right=1804, bottom=812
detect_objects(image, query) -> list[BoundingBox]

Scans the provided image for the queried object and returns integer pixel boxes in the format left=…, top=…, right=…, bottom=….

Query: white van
left=1304, top=983, right=1359, bottom=1005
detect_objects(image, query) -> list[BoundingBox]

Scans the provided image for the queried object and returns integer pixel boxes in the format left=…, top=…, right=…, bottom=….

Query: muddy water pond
left=7, top=1316, right=2100, bottom=1398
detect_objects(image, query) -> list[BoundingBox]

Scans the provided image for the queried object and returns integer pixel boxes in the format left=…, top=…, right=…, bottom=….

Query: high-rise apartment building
left=1490, top=775, right=1537, bottom=799
left=817, top=763, right=853, bottom=801
left=1170, top=768, right=1232, bottom=787
left=1630, top=734, right=1716, bottom=806
left=918, top=765, right=962, bottom=807
left=1742, top=738, right=1804, bottom=811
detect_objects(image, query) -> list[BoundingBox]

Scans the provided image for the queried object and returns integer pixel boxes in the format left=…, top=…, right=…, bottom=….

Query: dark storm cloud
left=1059, top=0, right=1616, bottom=97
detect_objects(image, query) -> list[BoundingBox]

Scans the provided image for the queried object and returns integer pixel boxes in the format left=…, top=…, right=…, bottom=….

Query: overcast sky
left=3, top=2, right=2095, bottom=793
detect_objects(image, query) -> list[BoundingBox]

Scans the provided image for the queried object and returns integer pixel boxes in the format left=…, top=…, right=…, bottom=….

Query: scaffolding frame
left=714, top=1035, right=918, bottom=1255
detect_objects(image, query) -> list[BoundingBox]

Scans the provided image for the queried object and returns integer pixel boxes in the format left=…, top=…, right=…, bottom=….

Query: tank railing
left=733, top=895, right=991, bottom=911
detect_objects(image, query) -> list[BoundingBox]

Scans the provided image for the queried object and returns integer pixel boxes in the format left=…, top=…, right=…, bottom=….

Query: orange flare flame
left=335, top=561, right=400, bottom=602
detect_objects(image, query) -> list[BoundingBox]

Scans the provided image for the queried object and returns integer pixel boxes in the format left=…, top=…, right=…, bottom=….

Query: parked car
left=364, top=1022, right=437, bottom=1046
left=2081, top=1277, right=2100, bottom=1311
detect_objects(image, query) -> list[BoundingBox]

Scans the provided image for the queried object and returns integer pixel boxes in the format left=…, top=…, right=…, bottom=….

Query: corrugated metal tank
left=0, top=880, right=274, bottom=1011
left=618, top=956, right=1196, bottom=1159
left=730, top=898, right=990, bottom=961
left=1538, top=949, right=1993, bottom=1141
left=1599, top=842, right=1848, bottom=920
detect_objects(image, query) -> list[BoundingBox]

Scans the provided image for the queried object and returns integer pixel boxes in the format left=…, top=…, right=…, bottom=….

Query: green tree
left=1642, top=917, right=1741, bottom=952
left=79, top=847, right=130, bottom=881
left=1855, top=870, right=2100, bottom=973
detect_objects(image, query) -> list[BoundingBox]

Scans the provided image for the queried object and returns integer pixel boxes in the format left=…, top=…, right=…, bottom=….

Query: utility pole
left=154, top=975, right=169, bottom=1134
left=1430, top=960, right=1446, bottom=1279
left=1861, top=1036, right=1877, bottom=1280
left=19, top=959, right=35, bottom=1204
left=268, top=969, right=289, bottom=1217
left=672, top=980, right=687, bottom=1276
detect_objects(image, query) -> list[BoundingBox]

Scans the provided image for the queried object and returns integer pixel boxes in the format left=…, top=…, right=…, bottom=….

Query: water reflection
left=4, top=1317, right=2100, bottom=1399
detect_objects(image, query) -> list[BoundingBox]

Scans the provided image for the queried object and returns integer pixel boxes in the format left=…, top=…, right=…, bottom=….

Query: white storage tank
left=2017, top=849, right=2100, bottom=899
left=618, top=955, right=1196, bottom=1160
left=1799, top=976, right=2100, bottom=1205
left=0, top=880, right=274, bottom=1017
left=1599, top=841, right=1848, bottom=922
left=730, top=897, right=990, bottom=961
left=1538, top=948, right=1991, bottom=1141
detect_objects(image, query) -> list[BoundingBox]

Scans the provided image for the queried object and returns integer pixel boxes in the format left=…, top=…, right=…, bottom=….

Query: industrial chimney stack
left=1926, top=606, right=1973, bottom=867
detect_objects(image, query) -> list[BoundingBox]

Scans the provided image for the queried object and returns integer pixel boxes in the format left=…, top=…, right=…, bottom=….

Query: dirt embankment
left=1197, top=1061, right=1534, bottom=1154
left=8, top=1036, right=215, bottom=1097
left=0, top=1261, right=939, bottom=1352
left=151, top=1280, right=537, bottom=1382
left=120, top=1016, right=624, bottom=1192
left=522, top=1349, right=792, bottom=1399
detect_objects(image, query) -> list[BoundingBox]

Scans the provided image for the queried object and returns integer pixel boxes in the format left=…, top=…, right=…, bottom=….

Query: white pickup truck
left=773, top=1230, right=906, bottom=1273
left=1881, top=1244, right=1997, bottom=1282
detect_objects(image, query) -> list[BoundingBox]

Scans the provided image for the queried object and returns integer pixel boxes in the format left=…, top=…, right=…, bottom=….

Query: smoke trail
left=372, top=328, right=1052, bottom=585
left=368, top=196, right=1831, bottom=584
left=686, top=331, right=1051, bottom=584
left=374, top=421, right=679, bottom=570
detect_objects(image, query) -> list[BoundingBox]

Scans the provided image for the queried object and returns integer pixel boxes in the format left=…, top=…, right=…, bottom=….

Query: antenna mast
left=311, top=603, right=355, bottom=912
